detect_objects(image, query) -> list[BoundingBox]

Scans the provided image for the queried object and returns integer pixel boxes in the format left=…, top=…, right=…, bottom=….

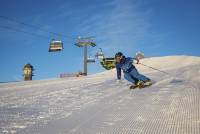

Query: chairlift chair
left=49, top=39, right=63, bottom=52
left=100, top=57, right=116, bottom=70
left=135, top=51, right=145, bottom=59
left=95, top=52, right=104, bottom=59
left=95, top=48, right=104, bottom=59
left=87, top=57, right=95, bottom=63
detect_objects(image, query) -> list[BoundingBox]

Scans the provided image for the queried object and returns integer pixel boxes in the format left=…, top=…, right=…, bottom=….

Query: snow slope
left=0, top=56, right=200, bottom=134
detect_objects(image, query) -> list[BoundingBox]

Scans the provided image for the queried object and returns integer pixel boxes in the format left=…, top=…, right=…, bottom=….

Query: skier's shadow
left=170, top=79, right=184, bottom=84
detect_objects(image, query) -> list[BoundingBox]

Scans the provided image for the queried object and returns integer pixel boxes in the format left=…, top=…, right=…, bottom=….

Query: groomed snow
left=0, top=56, right=200, bottom=134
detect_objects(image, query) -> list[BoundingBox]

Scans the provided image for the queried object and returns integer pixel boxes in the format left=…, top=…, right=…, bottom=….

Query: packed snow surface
left=0, top=56, right=200, bottom=134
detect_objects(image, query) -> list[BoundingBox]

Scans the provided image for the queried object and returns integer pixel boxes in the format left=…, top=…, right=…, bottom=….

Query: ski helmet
left=115, top=52, right=123, bottom=58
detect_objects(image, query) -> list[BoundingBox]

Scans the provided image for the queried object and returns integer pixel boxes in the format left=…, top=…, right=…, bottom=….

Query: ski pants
left=124, top=68, right=149, bottom=84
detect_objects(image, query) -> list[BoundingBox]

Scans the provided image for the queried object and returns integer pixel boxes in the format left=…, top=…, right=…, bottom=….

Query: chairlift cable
left=0, top=15, right=77, bottom=39
left=0, top=25, right=49, bottom=39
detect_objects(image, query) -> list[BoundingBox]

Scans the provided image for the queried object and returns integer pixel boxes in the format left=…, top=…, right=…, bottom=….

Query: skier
left=115, top=52, right=152, bottom=89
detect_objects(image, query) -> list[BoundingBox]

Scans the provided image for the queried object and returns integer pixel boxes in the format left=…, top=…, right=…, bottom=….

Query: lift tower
left=75, top=37, right=96, bottom=75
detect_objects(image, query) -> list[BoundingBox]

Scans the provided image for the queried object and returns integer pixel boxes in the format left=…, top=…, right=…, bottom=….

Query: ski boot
left=144, top=79, right=152, bottom=86
left=136, top=80, right=145, bottom=89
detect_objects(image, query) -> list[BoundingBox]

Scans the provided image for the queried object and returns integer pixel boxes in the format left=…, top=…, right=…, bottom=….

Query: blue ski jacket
left=116, top=56, right=136, bottom=80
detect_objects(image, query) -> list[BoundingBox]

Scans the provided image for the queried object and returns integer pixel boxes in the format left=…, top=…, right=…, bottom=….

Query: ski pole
left=138, top=62, right=184, bottom=84
left=138, top=63, right=171, bottom=75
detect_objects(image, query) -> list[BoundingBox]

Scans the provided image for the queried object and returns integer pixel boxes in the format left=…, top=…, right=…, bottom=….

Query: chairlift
left=135, top=51, right=145, bottom=60
left=100, top=57, right=115, bottom=70
left=95, top=48, right=104, bottom=59
left=49, top=39, right=63, bottom=52
left=87, top=56, right=95, bottom=63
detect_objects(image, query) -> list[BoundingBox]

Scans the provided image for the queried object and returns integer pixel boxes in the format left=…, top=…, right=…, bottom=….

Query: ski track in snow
left=0, top=56, right=200, bottom=134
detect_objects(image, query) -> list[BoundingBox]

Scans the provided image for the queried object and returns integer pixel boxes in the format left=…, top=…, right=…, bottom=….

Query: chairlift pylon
left=75, top=37, right=96, bottom=47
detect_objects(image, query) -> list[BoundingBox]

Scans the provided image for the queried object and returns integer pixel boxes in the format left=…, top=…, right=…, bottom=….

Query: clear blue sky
left=0, top=0, right=200, bottom=82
